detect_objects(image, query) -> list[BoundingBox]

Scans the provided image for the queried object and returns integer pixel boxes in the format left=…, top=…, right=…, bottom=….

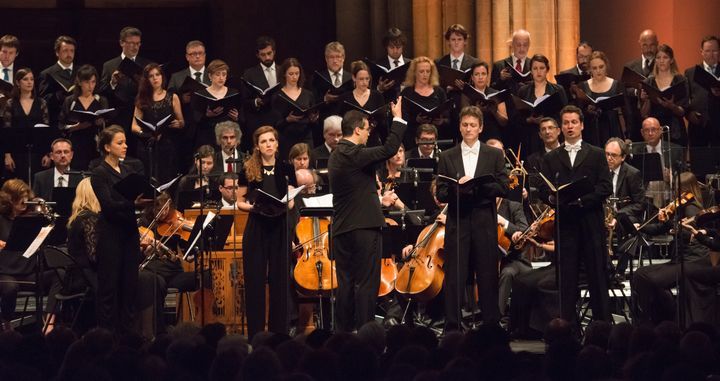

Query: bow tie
left=462, top=145, right=479, bottom=155
left=564, top=142, right=582, bottom=153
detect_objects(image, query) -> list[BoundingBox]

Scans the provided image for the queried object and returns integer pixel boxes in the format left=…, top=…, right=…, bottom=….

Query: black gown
left=90, top=160, right=142, bottom=334
left=58, top=94, right=110, bottom=171
left=240, top=161, right=297, bottom=340
left=136, top=92, right=180, bottom=184
left=400, top=86, right=449, bottom=149
left=271, top=88, right=317, bottom=160
left=460, top=85, right=506, bottom=143
left=516, top=82, right=568, bottom=156
left=643, top=74, right=689, bottom=146
left=191, top=87, right=240, bottom=150
left=1, top=97, right=51, bottom=183
left=338, top=90, right=387, bottom=146
left=578, top=79, right=625, bottom=146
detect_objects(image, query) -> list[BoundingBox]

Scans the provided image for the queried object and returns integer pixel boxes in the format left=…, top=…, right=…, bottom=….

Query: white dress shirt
left=54, top=167, right=69, bottom=188
left=461, top=140, right=480, bottom=178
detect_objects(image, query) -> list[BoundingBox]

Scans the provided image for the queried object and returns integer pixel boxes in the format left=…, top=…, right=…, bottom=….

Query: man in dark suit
left=405, top=124, right=439, bottom=160
left=539, top=105, right=613, bottom=326
left=685, top=35, right=720, bottom=147
left=0, top=34, right=20, bottom=88
left=241, top=36, right=280, bottom=152
left=328, top=99, right=405, bottom=332
left=32, top=138, right=82, bottom=201
left=436, top=24, right=479, bottom=73
left=311, top=115, right=342, bottom=163
left=376, top=27, right=410, bottom=101
left=624, top=29, right=659, bottom=141
left=98, top=26, right=152, bottom=157
left=168, top=40, right=209, bottom=173
left=39, top=36, right=77, bottom=128
left=212, top=121, right=245, bottom=175
left=491, top=29, right=532, bottom=93
left=557, top=42, right=593, bottom=104
left=437, top=105, right=509, bottom=331
left=311, top=41, right=352, bottom=137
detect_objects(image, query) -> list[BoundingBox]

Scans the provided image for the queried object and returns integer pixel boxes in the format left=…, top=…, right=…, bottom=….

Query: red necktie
left=227, top=162, right=232, bottom=173
left=515, top=59, right=522, bottom=72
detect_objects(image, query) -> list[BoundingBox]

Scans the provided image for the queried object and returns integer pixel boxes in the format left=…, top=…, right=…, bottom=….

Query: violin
left=497, top=224, right=511, bottom=253
left=395, top=205, right=447, bottom=302
left=505, top=146, right=528, bottom=190
left=513, top=207, right=555, bottom=250
left=293, top=216, right=337, bottom=296
left=138, top=226, right=179, bottom=269
left=157, top=209, right=196, bottom=241
left=378, top=218, right=400, bottom=297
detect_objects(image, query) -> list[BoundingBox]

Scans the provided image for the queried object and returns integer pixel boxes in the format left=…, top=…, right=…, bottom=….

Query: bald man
left=491, top=29, right=532, bottom=93
left=624, top=29, right=659, bottom=141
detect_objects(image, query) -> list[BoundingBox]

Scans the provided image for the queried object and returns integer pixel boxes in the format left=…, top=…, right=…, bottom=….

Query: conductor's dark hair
left=341, top=110, right=367, bottom=137
left=560, top=105, right=584, bottom=123
left=382, top=28, right=407, bottom=48
left=256, top=36, right=276, bottom=52
left=530, top=54, right=551, bottom=71
left=54, top=35, right=77, bottom=52
left=119, top=26, right=142, bottom=41
left=97, top=125, right=125, bottom=154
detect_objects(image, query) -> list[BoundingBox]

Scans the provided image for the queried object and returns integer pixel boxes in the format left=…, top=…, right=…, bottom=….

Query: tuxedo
left=31, top=167, right=82, bottom=201
left=436, top=142, right=508, bottom=329
left=539, top=141, right=613, bottom=324
left=241, top=64, right=280, bottom=151
left=311, top=68, right=352, bottom=136
left=491, top=56, right=531, bottom=93
left=167, top=67, right=210, bottom=93
left=328, top=119, right=406, bottom=331
left=685, top=65, right=720, bottom=146
left=38, top=63, right=75, bottom=125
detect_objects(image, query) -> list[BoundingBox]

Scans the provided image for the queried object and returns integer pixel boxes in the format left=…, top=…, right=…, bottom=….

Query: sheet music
left=22, top=225, right=54, bottom=258
left=302, top=193, right=333, bottom=208
left=157, top=174, right=182, bottom=192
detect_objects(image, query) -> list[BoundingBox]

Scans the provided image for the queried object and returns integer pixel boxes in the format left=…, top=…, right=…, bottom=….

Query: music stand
left=689, top=147, right=720, bottom=180
left=405, top=158, right=437, bottom=182
left=2, top=127, right=57, bottom=187
left=628, top=152, right=664, bottom=183
left=4, top=215, right=54, bottom=330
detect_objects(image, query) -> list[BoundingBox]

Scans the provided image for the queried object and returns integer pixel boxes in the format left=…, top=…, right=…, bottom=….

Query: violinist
left=682, top=210, right=720, bottom=325
left=485, top=138, right=531, bottom=323
left=0, top=179, right=61, bottom=333
left=136, top=192, right=198, bottom=337
left=632, top=172, right=709, bottom=326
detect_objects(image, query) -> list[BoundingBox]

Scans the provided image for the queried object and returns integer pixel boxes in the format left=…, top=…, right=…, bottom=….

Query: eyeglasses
left=605, top=152, right=622, bottom=158
left=222, top=186, right=239, bottom=190
left=187, top=51, right=205, bottom=57
left=123, top=40, right=141, bottom=46
left=641, top=128, right=661, bottom=134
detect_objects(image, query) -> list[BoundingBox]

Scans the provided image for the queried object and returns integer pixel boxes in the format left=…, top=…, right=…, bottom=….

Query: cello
left=394, top=205, right=447, bottom=302
left=378, top=217, right=400, bottom=297
left=293, top=216, right=337, bottom=296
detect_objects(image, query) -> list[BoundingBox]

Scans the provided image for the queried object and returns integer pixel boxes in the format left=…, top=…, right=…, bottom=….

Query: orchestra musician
left=681, top=214, right=720, bottom=325
left=236, top=126, right=297, bottom=340
left=436, top=105, right=509, bottom=331
left=90, top=125, right=149, bottom=334
left=328, top=99, right=406, bottom=332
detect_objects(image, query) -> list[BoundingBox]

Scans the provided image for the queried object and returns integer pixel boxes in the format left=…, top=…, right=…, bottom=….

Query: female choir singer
left=400, top=57, right=448, bottom=148
left=58, top=64, right=109, bottom=171
left=339, top=60, right=387, bottom=145
left=131, top=63, right=184, bottom=184
left=462, top=61, right=509, bottom=142
left=192, top=59, right=239, bottom=149
left=577, top=51, right=626, bottom=146
left=2, top=68, right=50, bottom=182
left=90, top=125, right=147, bottom=334
left=237, top=126, right=297, bottom=340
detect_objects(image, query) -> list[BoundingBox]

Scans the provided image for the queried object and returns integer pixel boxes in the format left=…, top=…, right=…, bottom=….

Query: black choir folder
left=117, top=58, right=144, bottom=79
left=692, top=65, right=720, bottom=92
left=313, top=70, right=354, bottom=95
left=503, top=61, right=533, bottom=83
left=193, top=92, right=240, bottom=115
left=574, top=89, right=624, bottom=111
left=135, top=114, right=174, bottom=134
left=113, top=173, right=157, bottom=201
left=437, top=173, right=496, bottom=195
left=277, top=93, right=325, bottom=117
left=343, top=101, right=388, bottom=119
left=248, top=185, right=305, bottom=217
left=620, top=67, right=647, bottom=88
left=404, top=98, right=454, bottom=119
left=437, top=65, right=472, bottom=88
left=512, top=92, right=564, bottom=116
left=462, top=86, right=507, bottom=106
left=178, top=75, right=208, bottom=94
left=242, top=79, right=280, bottom=101
left=68, top=108, right=116, bottom=124
left=362, top=58, right=410, bottom=84
left=640, top=81, right=687, bottom=105
left=538, top=173, right=593, bottom=205
left=554, top=72, right=591, bottom=89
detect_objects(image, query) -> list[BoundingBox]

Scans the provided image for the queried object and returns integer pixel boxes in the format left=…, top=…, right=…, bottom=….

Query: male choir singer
left=436, top=105, right=509, bottom=331
left=328, top=98, right=406, bottom=332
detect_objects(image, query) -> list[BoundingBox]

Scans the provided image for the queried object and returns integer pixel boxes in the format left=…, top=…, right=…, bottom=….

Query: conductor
left=328, top=98, right=406, bottom=332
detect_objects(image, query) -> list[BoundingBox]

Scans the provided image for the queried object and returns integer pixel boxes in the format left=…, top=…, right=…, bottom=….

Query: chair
left=42, top=245, right=94, bottom=333
left=165, top=287, right=195, bottom=324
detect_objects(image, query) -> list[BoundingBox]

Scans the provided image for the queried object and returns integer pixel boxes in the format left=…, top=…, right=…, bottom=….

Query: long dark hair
left=135, top=63, right=165, bottom=110
left=279, top=58, right=305, bottom=88
left=10, top=68, right=35, bottom=99
left=72, top=64, right=98, bottom=98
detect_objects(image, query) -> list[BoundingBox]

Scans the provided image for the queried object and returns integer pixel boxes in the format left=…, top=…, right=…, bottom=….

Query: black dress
left=338, top=90, right=388, bottom=146
left=460, top=85, right=506, bottom=142
left=400, top=86, right=448, bottom=149
left=578, top=79, right=626, bottom=146
left=240, top=161, right=297, bottom=340
left=1, top=97, right=51, bottom=183
left=136, top=92, right=180, bottom=184
left=517, top=82, right=568, bottom=156
left=90, top=160, right=142, bottom=334
left=643, top=74, right=689, bottom=146
left=58, top=94, right=110, bottom=171
left=271, top=88, right=317, bottom=160
left=191, top=87, right=240, bottom=150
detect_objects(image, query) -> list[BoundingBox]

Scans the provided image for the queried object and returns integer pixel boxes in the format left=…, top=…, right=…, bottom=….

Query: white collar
left=121, top=53, right=136, bottom=61
left=647, top=141, right=662, bottom=153
left=461, top=140, right=480, bottom=153
left=190, top=66, right=205, bottom=76
left=328, top=68, right=343, bottom=78
left=57, top=62, right=73, bottom=71
left=222, top=149, right=238, bottom=160
left=262, top=62, right=276, bottom=71
left=511, top=54, right=526, bottom=66
left=388, top=56, right=404, bottom=66
left=325, top=142, right=333, bottom=153
left=450, top=53, right=465, bottom=63
left=703, top=61, right=718, bottom=74
left=1, top=62, right=14, bottom=70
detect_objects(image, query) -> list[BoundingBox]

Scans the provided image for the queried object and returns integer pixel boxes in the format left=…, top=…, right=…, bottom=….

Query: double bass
left=394, top=205, right=448, bottom=302
left=293, top=216, right=337, bottom=296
